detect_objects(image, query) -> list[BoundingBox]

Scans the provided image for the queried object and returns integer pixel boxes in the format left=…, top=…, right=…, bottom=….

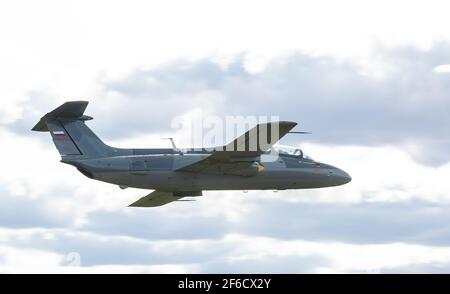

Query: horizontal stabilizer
left=32, top=101, right=92, bottom=132
left=31, top=100, right=116, bottom=159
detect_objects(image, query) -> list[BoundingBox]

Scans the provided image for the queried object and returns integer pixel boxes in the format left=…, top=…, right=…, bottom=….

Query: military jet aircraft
left=32, top=101, right=351, bottom=207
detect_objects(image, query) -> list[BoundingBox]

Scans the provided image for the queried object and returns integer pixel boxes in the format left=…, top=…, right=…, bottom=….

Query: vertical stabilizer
left=32, top=101, right=114, bottom=159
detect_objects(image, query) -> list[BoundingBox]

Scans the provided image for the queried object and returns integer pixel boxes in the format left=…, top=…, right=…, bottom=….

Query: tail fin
left=32, top=101, right=114, bottom=159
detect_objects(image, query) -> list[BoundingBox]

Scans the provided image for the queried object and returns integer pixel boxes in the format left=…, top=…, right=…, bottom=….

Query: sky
left=1, top=0, right=450, bottom=273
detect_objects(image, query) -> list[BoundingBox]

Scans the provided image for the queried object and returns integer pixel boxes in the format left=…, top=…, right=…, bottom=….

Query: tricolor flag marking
left=53, top=131, right=66, bottom=139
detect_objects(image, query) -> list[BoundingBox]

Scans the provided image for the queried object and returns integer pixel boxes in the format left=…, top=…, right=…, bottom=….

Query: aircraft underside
left=93, top=168, right=349, bottom=191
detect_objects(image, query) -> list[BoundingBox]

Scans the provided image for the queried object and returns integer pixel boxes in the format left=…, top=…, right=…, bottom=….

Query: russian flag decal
left=53, top=131, right=66, bottom=139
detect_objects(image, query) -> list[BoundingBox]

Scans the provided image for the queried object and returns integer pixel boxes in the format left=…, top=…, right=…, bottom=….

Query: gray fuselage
left=64, top=149, right=352, bottom=192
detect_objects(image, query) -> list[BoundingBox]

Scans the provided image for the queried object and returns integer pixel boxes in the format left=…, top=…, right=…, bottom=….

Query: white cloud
left=1, top=0, right=450, bottom=114
left=0, top=246, right=63, bottom=274
left=0, top=126, right=150, bottom=227
left=295, top=143, right=450, bottom=204
left=434, top=64, right=450, bottom=73
left=1, top=0, right=450, bottom=273
left=2, top=228, right=450, bottom=273
left=220, top=235, right=450, bottom=273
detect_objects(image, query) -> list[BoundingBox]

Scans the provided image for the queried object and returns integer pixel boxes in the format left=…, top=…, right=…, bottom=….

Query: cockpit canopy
left=271, top=145, right=314, bottom=160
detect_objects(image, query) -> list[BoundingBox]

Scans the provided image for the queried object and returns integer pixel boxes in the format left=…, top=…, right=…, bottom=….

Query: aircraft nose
left=336, top=168, right=352, bottom=185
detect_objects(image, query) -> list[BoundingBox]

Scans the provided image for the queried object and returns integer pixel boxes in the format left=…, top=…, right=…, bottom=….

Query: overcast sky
left=1, top=0, right=450, bottom=273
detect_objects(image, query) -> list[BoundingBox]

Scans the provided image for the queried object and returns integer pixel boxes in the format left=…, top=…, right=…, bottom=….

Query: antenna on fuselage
left=288, top=131, right=312, bottom=134
left=162, top=137, right=183, bottom=155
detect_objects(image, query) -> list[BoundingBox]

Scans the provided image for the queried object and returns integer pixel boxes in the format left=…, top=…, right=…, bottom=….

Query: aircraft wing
left=176, top=121, right=297, bottom=175
left=129, top=191, right=182, bottom=207
left=129, top=190, right=202, bottom=207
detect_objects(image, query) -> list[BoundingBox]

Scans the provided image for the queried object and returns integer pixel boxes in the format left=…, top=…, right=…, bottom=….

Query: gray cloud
left=0, top=227, right=331, bottom=272
left=381, top=262, right=450, bottom=274
left=2, top=180, right=450, bottom=250
left=4, top=43, right=450, bottom=273
left=85, top=206, right=227, bottom=240
left=201, top=254, right=329, bottom=274
left=0, top=187, right=74, bottom=229
left=233, top=199, right=450, bottom=246
left=101, top=44, right=450, bottom=166
left=2, top=190, right=450, bottom=271
left=12, top=43, right=450, bottom=165
left=80, top=198, right=450, bottom=247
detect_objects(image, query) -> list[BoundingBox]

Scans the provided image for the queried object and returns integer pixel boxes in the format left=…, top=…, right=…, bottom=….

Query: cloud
left=381, top=262, right=450, bottom=274
left=433, top=64, right=450, bottom=73
left=2, top=40, right=450, bottom=272
left=8, top=43, right=450, bottom=166
left=100, top=43, right=450, bottom=150
left=80, top=198, right=450, bottom=247
left=0, top=187, right=73, bottom=229
left=0, top=245, right=63, bottom=273
left=3, top=228, right=450, bottom=273
left=3, top=91, right=450, bottom=272
left=2, top=0, right=450, bottom=274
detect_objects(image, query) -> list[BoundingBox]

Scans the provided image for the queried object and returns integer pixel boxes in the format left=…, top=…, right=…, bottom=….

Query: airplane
left=32, top=101, right=351, bottom=207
